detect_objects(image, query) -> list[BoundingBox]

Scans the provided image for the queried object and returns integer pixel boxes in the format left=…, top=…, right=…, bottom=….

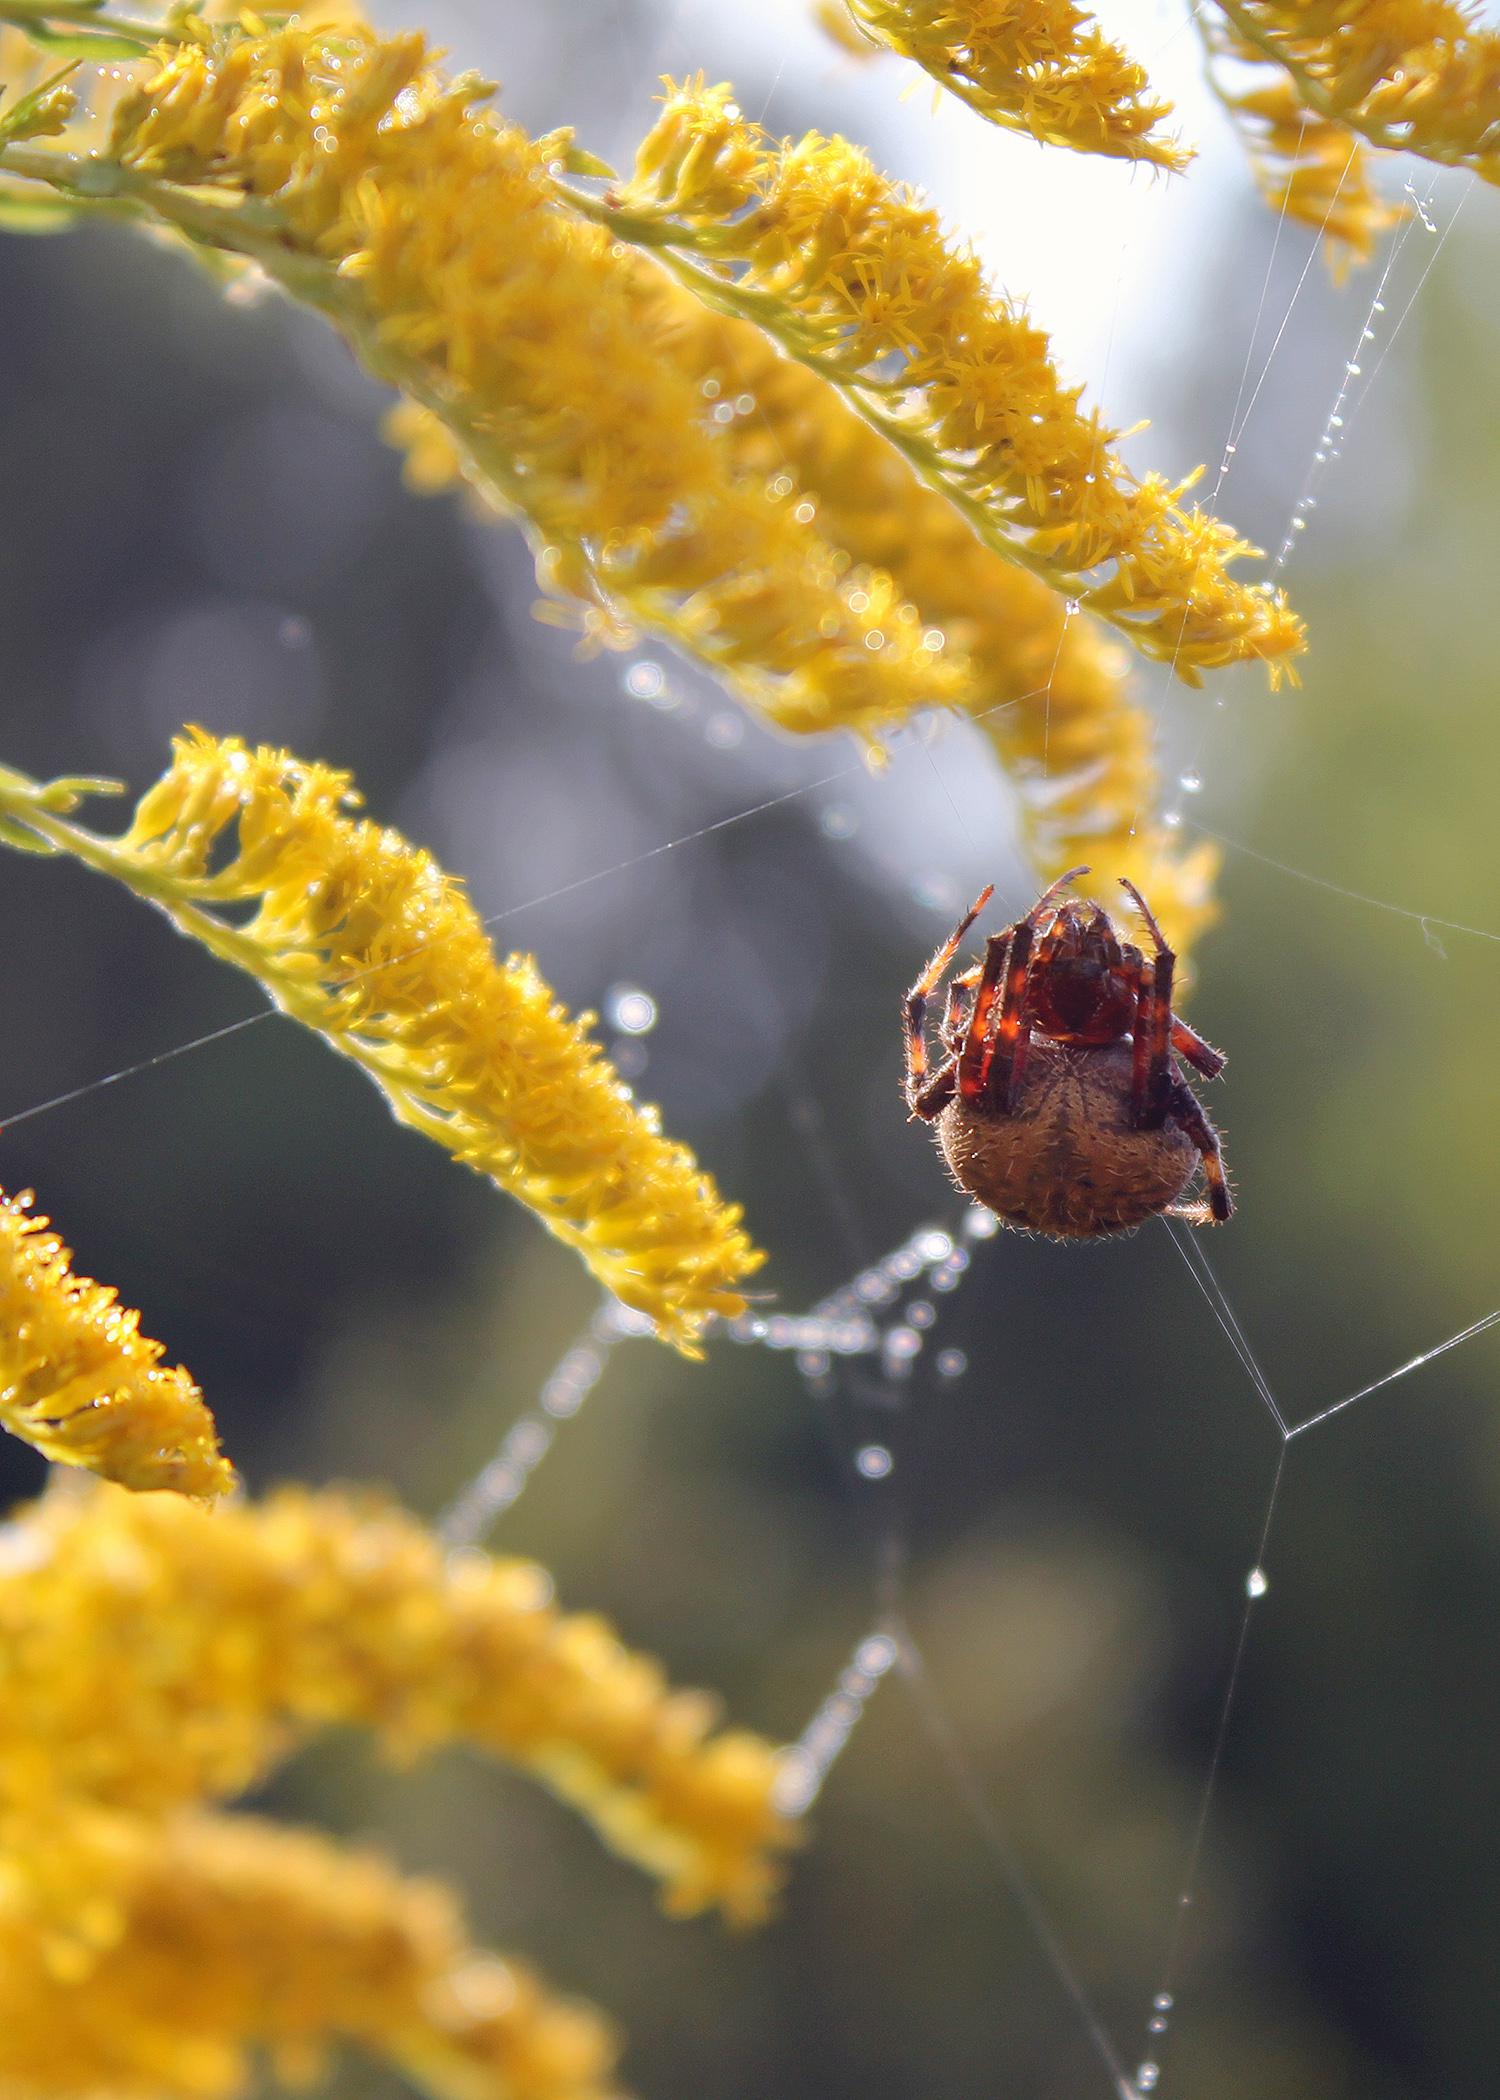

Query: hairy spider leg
left=1171, top=1017, right=1227, bottom=1080
left=971, top=864, right=1092, bottom=1110
left=1118, top=875, right=1227, bottom=1081
left=903, top=884, right=993, bottom=1115
left=1163, top=1075, right=1234, bottom=1222
left=1120, top=880, right=1177, bottom=1129
left=940, top=964, right=981, bottom=1048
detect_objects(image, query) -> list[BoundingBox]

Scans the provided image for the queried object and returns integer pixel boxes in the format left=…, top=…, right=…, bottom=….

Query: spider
left=903, top=867, right=1232, bottom=1238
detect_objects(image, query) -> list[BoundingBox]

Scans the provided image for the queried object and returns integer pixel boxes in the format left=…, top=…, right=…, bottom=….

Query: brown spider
left=903, top=867, right=1232, bottom=1238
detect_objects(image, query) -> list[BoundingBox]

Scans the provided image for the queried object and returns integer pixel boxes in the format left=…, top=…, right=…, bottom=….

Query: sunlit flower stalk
left=574, top=78, right=1304, bottom=687
left=1210, top=0, right=1500, bottom=183
left=0, top=1481, right=797, bottom=1923
left=0, top=1186, right=232, bottom=1496
left=546, top=262, right=1218, bottom=954
left=820, top=0, right=1188, bottom=168
left=0, top=1805, right=627, bottom=2100
left=0, top=740, right=761, bottom=1352
left=0, top=17, right=961, bottom=734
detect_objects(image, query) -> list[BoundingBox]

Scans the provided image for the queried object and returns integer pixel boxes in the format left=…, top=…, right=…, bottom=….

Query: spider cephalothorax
left=903, top=868, right=1232, bottom=1238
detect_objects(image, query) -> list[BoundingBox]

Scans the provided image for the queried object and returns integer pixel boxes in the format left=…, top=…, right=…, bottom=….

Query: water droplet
left=606, top=985, right=658, bottom=1035
left=1135, top=2063, right=1159, bottom=2094
left=712, top=401, right=735, bottom=423
left=794, top=499, right=817, bottom=523
left=884, top=1325, right=922, bottom=1361
left=965, top=1207, right=999, bottom=1239
left=705, top=711, right=744, bottom=749
left=1329, top=414, right=1344, bottom=429
left=624, top=660, right=665, bottom=700
left=922, top=627, right=946, bottom=652
left=819, top=804, right=857, bottom=841
left=278, top=615, right=311, bottom=649
left=1064, top=597, right=1081, bottom=616
left=855, top=1633, right=898, bottom=1674
left=1179, top=771, right=1202, bottom=794
left=1291, top=517, right=1307, bottom=532
left=1345, top=361, right=1362, bottom=375
left=1163, top=809, right=1183, bottom=829
left=700, top=378, right=721, bottom=399
left=1246, top=1566, right=1269, bottom=1598
left=905, top=1300, right=936, bottom=1329
left=1373, top=300, right=1386, bottom=313
left=936, top=1348, right=968, bottom=1378
left=796, top=1350, right=832, bottom=1380
left=1154, top=1993, right=1174, bottom=2012
left=916, top=1230, right=953, bottom=1263
left=864, top=630, right=886, bottom=651
left=856, top=1444, right=893, bottom=1479
left=1148, top=2016, right=1168, bottom=2034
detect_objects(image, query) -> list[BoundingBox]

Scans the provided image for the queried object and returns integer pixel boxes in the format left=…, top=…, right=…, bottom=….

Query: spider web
left=2, top=0, right=1499, bottom=2095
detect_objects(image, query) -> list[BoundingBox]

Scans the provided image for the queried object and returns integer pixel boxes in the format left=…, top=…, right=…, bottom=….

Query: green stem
left=0, top=2, right=184, bottom=50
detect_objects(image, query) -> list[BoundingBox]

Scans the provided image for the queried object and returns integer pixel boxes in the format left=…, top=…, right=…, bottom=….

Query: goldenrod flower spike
left=1209, top=0, right=1500, bottom=187
left=0, top=1186, right=232, bottom=1496
left=0, top=738, right=761, bottom=1351
left=0, top=20, right=958, bottom=735
left=617, top=266, right=1221, bottom=958
left=0, top=1483, right=799, bottom=1923
left=0, top=1806, right=628, bottom=2100
left=821, top=0, right=1190, bottom=169
left=1198, top=16, right=1407, bottom=272
left=595, top=80, right=1303, bottom=687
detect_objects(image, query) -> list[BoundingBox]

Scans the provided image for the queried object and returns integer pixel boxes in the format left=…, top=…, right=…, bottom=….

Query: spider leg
left=909, top=1057, right=958, bottom=1122
left=1171, top=1017, right=1227, bottom=1081
left=904, top=884, right=993, bottom=1111
left=1118, top=876, right=1227, bottom=1083
left=1164, top=1076, right=1234, bottom=1222
left=1121, top=879, right=1176, bottom=1129
left=962, top=864, right=1092, bottom=1111
left=940, top=965, right=980, bottom=1050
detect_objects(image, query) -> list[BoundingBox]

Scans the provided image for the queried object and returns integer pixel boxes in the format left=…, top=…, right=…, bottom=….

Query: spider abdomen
left=936, top=1038, right=1197, bottom=1239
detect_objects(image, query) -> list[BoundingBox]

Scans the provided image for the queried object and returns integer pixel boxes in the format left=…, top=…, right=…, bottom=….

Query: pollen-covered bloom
left=1209, top=0, right=1500, bottom=185
left=0, top=737, right=760, bottom=1351
left=44, top=21, right=962, bottom=734
left=0, top=1187, right=231, bottom=1496
left=823, top=0, right=1188, bottom=168
left=0, top=1806, right=627, bottom=2100
left=0, top=1482, right=797, bottom=1924
left=608, top=80, right=1303, bottom=687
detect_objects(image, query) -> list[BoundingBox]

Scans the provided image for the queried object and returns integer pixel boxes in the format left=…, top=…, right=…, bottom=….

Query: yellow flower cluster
left=610, top=80, right=1304, bottom=686
left=0, top=1187, right=232, bottom=1497
left=0, top=737, right=761, bottom=1352
left=629, top=271, right=1219, bottom=955
left=1199, top=13, right=1406, bottom=271
left=0, top=1481, right=797, bottom=1924
left=1213, top=0, right=1500, bottom=184
left=822, top=0, right=1188, bottom=168
left=0, top=1806, right=626, bottom=2100
left=73, top=21, right=960, bottom=732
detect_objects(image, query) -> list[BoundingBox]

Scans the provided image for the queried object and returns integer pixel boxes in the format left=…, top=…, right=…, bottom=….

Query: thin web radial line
left=1271, top=176, right=1430, bottom=574
left=1141, top=1441, right=1288, bottom=2095
left=0, top=761, right=855, bottom=1131
left=891, top=1617, right=1139, bottom=2100
left=1162, top=1217, right=1288, bottom=1437
left=1208, top=109, right=1306, bottom=506
left=1124, top=125, right=1350, bottom=846
left=1288, top=1306, right=1500, bottom=1438
left=0, top=670, right=1053, bottom=1139
left=1188, top=819, right=1500, bottom=948
left=1340, top=181, right=1469, bottom=435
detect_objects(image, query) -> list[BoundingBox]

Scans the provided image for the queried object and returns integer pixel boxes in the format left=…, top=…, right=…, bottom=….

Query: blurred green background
left=2, top=3, right=1499, bottom=2096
